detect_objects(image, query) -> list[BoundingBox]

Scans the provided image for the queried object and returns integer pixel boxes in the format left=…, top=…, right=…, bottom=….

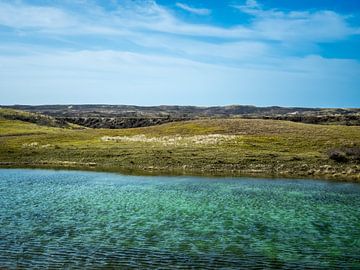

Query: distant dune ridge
left=1, top=104, right=360, bottom=128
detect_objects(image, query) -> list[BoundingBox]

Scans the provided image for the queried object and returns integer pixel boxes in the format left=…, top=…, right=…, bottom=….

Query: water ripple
left=0, top=169, right=359, bottom=269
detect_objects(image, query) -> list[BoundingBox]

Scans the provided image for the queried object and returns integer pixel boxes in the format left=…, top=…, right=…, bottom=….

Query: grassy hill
left=0, top=109, right=359, bottom=181
left=0, top=108, right=72, bottom=128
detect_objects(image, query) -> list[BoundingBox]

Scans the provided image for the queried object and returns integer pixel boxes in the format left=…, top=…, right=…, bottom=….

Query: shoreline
left=1, top=162, right=359, bottom=183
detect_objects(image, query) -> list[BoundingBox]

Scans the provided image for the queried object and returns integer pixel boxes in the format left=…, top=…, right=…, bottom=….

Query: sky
left=0, top=0, right=359, bottom=107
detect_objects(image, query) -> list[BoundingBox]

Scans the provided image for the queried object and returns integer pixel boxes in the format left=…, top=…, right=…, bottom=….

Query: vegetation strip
left=1, top=108, right=359, bottom=182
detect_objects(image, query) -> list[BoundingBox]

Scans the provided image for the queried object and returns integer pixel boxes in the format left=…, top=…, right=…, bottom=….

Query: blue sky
left=0, top=0, right=359, bottom=107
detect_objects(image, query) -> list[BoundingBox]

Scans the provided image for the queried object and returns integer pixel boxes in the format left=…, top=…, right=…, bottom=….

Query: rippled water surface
left=0, top=169, right=360, bottom=269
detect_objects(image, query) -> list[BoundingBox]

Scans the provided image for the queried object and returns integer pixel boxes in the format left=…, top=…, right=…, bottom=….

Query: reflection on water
left=0, top=169, right=359, bottom=269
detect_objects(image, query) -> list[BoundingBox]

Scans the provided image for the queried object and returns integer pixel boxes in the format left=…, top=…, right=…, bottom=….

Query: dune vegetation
left=0, top=108, right=359, bottom=181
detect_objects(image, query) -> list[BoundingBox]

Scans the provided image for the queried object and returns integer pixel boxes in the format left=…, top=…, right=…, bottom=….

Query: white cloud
left=175, top=3, right=211, bottom=15
left=256, top=11, right=353, bottom=42
left=0, top=1, right=251, bottom=38
left=108, top=1, right=251, bottom=38
left=128, top=33, right=269, bottom=63
left=0, top=2, right=76, bottom=29
left=0, top=0, right=357, bottom=44
left=233, top=0, right=358, bottom=42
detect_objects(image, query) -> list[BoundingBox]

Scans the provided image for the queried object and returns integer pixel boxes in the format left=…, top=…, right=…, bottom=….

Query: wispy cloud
left=0, top=0, right=359, bottom=106
left=0, top=2, right=76, bottom=29
left=232, top=0, right=359, bottom=42
left=0, top=0, right=357, bottom=44
left=0, top=0, right=358, bottom=70
left=0, top=1, right=247, bottom=38
left=175, top=2, right=211, bottom=15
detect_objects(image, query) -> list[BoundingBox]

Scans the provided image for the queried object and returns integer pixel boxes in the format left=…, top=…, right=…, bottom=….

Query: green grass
left=1, top=114, right=359, bottom=181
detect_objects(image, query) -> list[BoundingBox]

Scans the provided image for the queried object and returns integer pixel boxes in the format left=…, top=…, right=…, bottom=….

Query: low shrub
left=328, top=150, right=348, bottom=162
left=328, top=146, right=360, bottom=163
left=343, top=146, right=360, bottom=161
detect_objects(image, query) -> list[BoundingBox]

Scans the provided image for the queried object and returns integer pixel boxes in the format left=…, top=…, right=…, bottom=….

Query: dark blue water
left=0, top=169, right=359, bottom=269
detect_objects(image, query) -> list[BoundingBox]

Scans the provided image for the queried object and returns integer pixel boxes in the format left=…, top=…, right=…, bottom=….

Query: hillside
left=2, top=105, right=360, bottom=128
left=1, top=109, right=359, bottom=182
left=0, top=108, right=71, bottom=128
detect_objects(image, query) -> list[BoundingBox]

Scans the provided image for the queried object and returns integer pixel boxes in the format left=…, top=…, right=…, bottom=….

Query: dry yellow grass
left=1, top=115, right=359, bottom=181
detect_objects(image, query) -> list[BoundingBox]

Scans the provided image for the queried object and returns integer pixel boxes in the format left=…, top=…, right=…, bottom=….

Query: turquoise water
left=0, top=169, right=359, bottom=269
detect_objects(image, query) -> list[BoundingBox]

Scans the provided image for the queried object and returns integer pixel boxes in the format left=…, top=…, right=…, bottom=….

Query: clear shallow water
left=0, top=169, right=359, bottom=269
